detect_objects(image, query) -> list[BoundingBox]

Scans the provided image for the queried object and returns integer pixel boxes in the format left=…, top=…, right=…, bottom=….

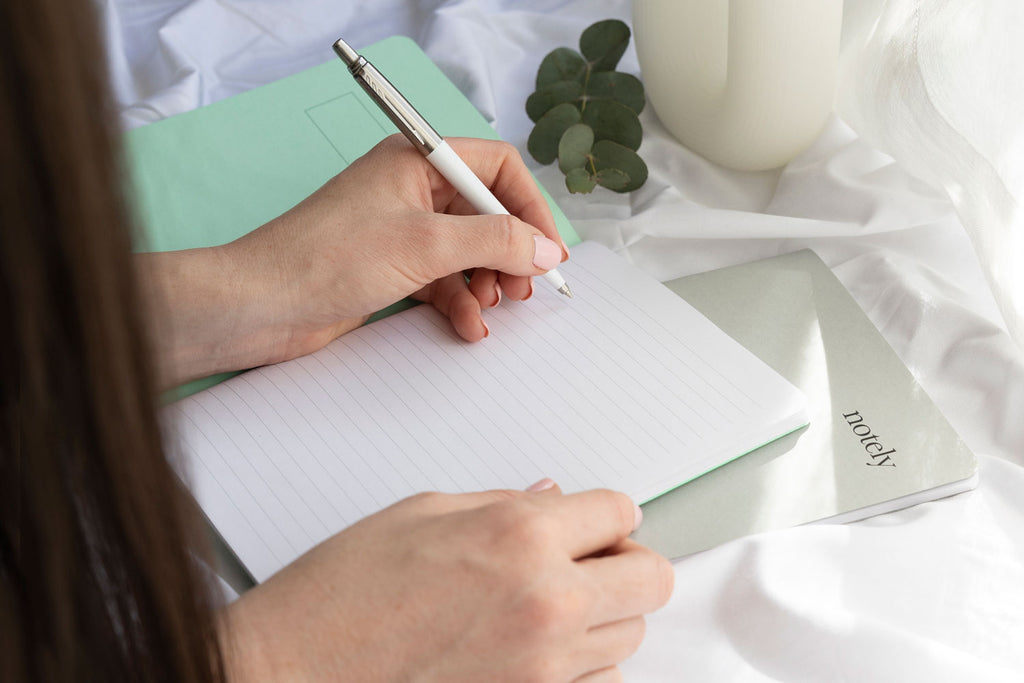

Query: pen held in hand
left=332, top=37, right=573, bottom=298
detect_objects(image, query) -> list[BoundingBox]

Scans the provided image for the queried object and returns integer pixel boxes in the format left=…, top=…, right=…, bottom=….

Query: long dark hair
left=0, top=1, right=223, bottom=680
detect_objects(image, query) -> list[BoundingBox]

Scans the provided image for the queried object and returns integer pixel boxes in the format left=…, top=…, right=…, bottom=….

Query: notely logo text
left=842, top=410, right=896, bottom=467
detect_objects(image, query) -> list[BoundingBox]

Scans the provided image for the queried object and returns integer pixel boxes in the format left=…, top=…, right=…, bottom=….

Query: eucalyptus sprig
left=526, top=19, right=648, bottom=194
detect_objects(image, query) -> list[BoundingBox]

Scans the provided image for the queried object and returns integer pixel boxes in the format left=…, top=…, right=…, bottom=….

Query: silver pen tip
left=558, top=284, right=574, bottom=298
left=332, top=38, right=359, bottom=67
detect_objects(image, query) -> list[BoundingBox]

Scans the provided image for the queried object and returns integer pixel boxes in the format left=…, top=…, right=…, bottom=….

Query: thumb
left=433, top=212, right=565, bottom=277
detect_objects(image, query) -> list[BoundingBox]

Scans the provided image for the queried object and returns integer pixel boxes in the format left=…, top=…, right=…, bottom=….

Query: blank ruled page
left=168, top=242, right=806, bottom=582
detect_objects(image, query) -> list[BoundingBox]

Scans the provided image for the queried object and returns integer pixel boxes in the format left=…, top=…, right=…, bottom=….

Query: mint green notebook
left=123, top=36, right=579, bottom=397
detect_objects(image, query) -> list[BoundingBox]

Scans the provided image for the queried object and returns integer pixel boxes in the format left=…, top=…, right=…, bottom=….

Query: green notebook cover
left=633, top=249, right=979, bottom=559
left=123, top=36, right=579, bottom=398
left=125, top=35, right=578, bottom=251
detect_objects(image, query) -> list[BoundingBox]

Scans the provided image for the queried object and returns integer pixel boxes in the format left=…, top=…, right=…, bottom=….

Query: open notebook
left=166, top=242, right=807, bottom=582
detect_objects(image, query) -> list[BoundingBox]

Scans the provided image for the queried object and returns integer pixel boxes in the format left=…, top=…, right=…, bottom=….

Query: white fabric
left=100, top=0, right=1024, bottom=679
left=838, top=0, right=1024, bottom=350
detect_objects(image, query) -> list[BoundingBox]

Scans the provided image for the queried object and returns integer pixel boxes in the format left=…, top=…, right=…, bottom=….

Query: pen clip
left=362, top=62, right=443, bottom=154
left=336, top=47, right=443, bottom=155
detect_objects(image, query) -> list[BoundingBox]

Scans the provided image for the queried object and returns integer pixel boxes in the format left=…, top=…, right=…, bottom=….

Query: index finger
left=538, top=488, right=641, bottom=559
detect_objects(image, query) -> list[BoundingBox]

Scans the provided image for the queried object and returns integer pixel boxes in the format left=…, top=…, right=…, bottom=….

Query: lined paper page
left=168, top=242, right=806, bottom=582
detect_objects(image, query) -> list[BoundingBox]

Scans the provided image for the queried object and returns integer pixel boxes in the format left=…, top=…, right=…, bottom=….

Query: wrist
left=137, top=243, right=295, bottom=388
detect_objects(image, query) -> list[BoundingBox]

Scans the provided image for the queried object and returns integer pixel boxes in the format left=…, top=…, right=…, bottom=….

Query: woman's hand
left=221, top=483, right=674, bottom=682
left=137, top=136, right=567, bottom=388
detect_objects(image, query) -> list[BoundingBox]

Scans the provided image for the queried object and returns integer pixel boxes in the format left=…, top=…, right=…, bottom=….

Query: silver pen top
left=332, top=37, right=443, bottom=156
left=332, top=38, right=360, bottom=67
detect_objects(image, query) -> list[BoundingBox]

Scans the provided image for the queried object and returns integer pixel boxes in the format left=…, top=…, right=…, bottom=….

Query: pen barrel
left=426, top=142, right=508, bottom=216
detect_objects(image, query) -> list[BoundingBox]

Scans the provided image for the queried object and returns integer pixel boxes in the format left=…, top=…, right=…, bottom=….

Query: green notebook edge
left=122, top=35, right=580, bottom=400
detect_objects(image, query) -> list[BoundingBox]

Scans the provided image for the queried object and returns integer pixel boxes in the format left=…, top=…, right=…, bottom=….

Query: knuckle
left=624, top=616, right=647, bottom=655
left=555, top=584, right=589, bottom=626
left=473, top=501, right=550, bottom=565
left=648, top=550, right=675, bottom=607
left=494, top=139, right=520, bottom=162
left=403, top=490, right=448, bottom=513
left=494, top=500, right=556, bottom=550
left=492, top=213, right=521, bottom=258
left=595, top=488, right=636, bottom=536
left=518, top=588, right=574, bottom=639
left=370, top=132, right=406, bottom=157
left=484, top=488, right=519, bottom=504
left=599, top=619, right=646, bottom=673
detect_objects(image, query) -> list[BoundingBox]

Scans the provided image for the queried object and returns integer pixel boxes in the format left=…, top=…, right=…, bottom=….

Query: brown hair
left=0, top=1, right=224, bottom=680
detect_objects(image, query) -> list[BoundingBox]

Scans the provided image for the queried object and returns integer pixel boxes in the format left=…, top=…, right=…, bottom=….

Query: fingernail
left=633, top=504, right=643, bottom=531
left=533, top=235, right=562, bottom=271
left=526, top=477, right=556, bottom=492
left=560, top=238, right=570, bottom=261
left=481, top=319, right=489, bottom=338
left=522, top=277, right=534, bottom=301
left=492, top=282, right=502, bottom=307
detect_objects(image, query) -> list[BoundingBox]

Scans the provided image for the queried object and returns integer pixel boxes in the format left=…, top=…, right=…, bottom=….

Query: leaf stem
left=580, top=62, right=594, bottom=114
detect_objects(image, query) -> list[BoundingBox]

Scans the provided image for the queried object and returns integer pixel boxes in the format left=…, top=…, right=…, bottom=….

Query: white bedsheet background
left=101, top=1, right=1024, bottom=679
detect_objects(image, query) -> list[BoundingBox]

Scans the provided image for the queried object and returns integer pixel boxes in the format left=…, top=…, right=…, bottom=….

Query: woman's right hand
left=221, top=483, right=674, bottom=682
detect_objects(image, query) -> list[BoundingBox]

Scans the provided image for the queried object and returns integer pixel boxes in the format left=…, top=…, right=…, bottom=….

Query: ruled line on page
left=412, top=311, right=619, bottom=481
left=380, top=312, right=590, bottom=490
left=210, top=385, right=334, bottom=540
left=363, top=320, right=541, bottom=488
left=170, top=404, right=294, bottom=565
left=235, top=369, right=374, bottom=519
left=498, top=292, right=707, bottom=447
left=565, top=257, right=756, bottom=415
left=526, top=263, right=733, bottom=433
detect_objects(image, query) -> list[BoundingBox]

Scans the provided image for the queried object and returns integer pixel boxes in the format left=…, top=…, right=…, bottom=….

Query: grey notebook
left=634, top=249, right=979, bottom=559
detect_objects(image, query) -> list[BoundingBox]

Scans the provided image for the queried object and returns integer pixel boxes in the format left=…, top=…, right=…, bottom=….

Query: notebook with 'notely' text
left=633, top=249, right=979, bottom=559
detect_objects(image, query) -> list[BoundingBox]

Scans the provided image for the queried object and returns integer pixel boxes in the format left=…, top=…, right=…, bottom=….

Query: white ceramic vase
left=633, top=0, right=844, bottom=171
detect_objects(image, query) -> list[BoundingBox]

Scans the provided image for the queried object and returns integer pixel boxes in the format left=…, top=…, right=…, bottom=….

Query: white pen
left=332, top=37, right=573, bottom=298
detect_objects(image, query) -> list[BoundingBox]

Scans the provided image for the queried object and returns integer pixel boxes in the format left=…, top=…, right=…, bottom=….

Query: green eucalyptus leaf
left=526, top=80, right=584, bottom=122
left=594, top=168, right=631, bottom=191
left=527, top=103, right=582, bottom=165
left=581, top=99, right=642, bottom=151
left=579, top=19, right=630, bottom=72
left=565, top=167, right=597, bottom=194
left=527, top=18, right=648, bottom=193
left=590, top=140, right=648, bottom=192
left=536, top=47, right=587, bottom=89
left=586, top=71, right=645, bottom=114
left=557, top=123, right=595, bottom=173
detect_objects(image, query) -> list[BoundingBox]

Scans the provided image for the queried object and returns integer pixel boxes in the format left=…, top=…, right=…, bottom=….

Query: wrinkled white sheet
left=101, top=0, right=1024, bottom=679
